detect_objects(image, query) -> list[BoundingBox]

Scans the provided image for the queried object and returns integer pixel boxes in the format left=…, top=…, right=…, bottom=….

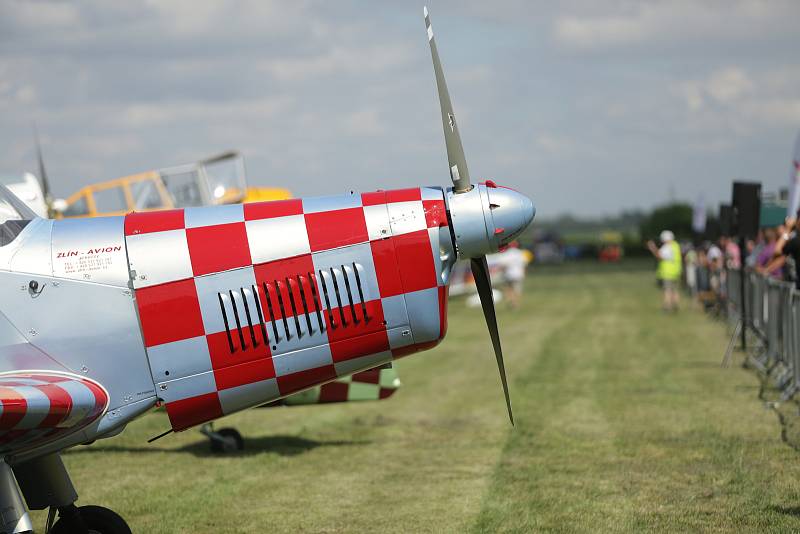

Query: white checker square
left=312, top=242, right=380, bottom=305
left=246, top=214, right=311, bottom=264
left=333, top=351, right=391, bottom=377
left=363, top=204, right=391, bottom=241
left=159, top=371, right=217, bottom=403
left=421, top=186, right=445, bottom=201
left=387, top=325, right=414, bottom=350
left=302, top=192, right=362, bottom=214
left=404, top=287, right=441, bottom=344
left=194, top=266, right=257, bottom=335
left=184, top=204, right=244, bottom=228
left=146, top=336, right=213, bottom=383
left=218, top=378, right=280, bottom=414
left=127, top=229, right=193, bottom=288
left=388, top=200, right=426, bottom=236
left=380, top=294, right=409, bottom=329
left=272, top=344, right=334, bottom=377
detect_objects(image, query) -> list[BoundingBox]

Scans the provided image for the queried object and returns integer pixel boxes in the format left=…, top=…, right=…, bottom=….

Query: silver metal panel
left=146, top=336, right=213, bottom=383
left=184, top=203, right=243, bottom=228
left=272, top=344, right=333, bottom=376
left=302, top=192, right=362, bottom=213
left=0, top=272, right=155, bottom=411
left=363, top=204, right=391, bottom=241
left=312, top=243, right=380, bottom=306
left=194, top=266, right=256, bottom=335
left=404, top=287, right=440, bottom=344
left=388, top=200, right=427, bottom=236
left=51, top=217, right=130, bottom=286
left=381, top=295, right=409, bottom=330
left=246, top=214, right=310, bottom=264
left=156, top=371, right=216, bottom=403
left=0, top=218, right=53, bottom=276
left=218, top=378, right=279, bottom=413
left=127, top=229, right=193, bottom=289
left=333, top=351, right=392, bottom=377
left=387, top=325, right=414, bottom=350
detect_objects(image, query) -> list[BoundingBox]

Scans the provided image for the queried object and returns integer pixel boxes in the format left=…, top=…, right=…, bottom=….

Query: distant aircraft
left=0, top=7, right=534, bottom=533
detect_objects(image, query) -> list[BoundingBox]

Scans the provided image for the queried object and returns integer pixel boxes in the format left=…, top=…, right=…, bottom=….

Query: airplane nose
left=445, top=182, right=536, bottom=259
left=486, top=185, right=535, bottom=247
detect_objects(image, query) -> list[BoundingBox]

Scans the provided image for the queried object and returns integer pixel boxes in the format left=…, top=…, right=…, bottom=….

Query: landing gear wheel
left=210, top=427, right=244, bottom=453
left=51, top=504, right=131, bottom=534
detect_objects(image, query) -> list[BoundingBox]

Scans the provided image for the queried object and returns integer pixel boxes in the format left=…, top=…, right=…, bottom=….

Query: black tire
left=210, top=427, right=244, bottom=453
left=51, top=505, right=131, bottom=534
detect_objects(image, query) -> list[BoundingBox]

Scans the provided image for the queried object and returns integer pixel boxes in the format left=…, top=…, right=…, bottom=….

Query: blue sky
left=1, top=0, right=799, bottom=217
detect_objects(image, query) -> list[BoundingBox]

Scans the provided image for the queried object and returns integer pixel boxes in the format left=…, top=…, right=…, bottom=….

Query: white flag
left=692, top=195, right=706, bottom=234
left=787, top=131, right=800, bottom=218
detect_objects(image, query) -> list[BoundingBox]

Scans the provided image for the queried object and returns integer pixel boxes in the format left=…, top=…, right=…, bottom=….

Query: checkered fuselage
left=125, top=187, right=453, bottom=430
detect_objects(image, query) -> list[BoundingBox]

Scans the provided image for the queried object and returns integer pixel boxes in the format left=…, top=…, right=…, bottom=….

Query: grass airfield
left=33, top=262, right=800, bottom=533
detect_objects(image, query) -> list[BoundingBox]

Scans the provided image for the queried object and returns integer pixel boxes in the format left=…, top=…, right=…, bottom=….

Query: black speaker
left=719, top=204, right=734, bottom=236
left=732, top=181, right=761, bottom=239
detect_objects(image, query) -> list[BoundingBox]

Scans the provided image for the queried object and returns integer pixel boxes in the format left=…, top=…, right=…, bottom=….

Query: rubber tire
left=210, top=427, right=245, bottom=453
left=51, top=505, right=132, bottom=534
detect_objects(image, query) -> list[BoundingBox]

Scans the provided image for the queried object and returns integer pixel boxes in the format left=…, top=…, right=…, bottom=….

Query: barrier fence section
left=725, top=268, right=800, bottom=399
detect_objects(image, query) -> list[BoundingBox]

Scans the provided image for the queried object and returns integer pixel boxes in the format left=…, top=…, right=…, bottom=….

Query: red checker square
left=277, top=364, right=337, bottom=396
left=394, top=230, right=438, bottom=293
left=325, top=299, right=385, bottom=342
left=36, top=385, right=72, bottom=428
left=254, top=255, right=316, bottom=320
left=385, top=188, right=422, bottom=203
left=136, top=279, right=205, bottom=347
left=379, top=387, right=396, bottom=399
left=213, top=359, right=276, bottom=391
left=244, top=199, right=303, bottom=220
left=124, top=209, right=185, bottom=236
left=361, top=191, right=386, bottom=206
left=186, top=222, right=252, bottom=276
left=423, top=199, right=448, bottom=228
left=370, top=238, right=404, bottom=298
left=206, top=329, right=272, bottom=371
left=329, top=330, right=390, bottom=363
left=305, top=208, right=368, bottom=252
left=352, top=369, right=381, bottom=384
left=318, top=382, right=350, bottom=403
left=0, top=389, right=26, bottom=429
left=166, top=392, right=223, bottom=431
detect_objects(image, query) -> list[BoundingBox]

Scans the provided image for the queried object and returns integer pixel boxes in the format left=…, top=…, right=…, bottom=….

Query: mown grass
left=31, top=264, right=800, bottom=532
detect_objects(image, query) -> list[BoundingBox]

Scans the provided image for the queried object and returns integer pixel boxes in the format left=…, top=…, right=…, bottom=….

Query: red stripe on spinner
left=186, top=222, right=252, bottom=276
left=136, top=278, right=205, bottom=347
left=305, top=208, right=368, bottom=251
left=0, top=388, right=27, bottom=430
left=125, top=209, right=185, bottom=236
left=244, top=199, right=303, bottom=220
left=36, top=384, right=73, bottom=428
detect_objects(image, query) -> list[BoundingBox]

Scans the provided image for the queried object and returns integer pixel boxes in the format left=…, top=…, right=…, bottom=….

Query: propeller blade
left=470, top=256, right=514, bottom=425
left=33, top=124, right=53, bottom=203
left=423, top=6, right=471, bottom=193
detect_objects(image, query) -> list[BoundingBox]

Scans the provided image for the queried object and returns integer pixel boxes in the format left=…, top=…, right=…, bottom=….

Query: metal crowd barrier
left=724, top=268, right=800, bottom=399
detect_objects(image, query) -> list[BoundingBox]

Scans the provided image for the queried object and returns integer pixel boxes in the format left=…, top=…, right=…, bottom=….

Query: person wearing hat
left=647, top=230, right=682, bottom=311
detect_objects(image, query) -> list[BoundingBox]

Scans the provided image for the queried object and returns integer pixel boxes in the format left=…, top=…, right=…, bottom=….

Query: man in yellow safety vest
left=647, top=230, right=682, bottom=312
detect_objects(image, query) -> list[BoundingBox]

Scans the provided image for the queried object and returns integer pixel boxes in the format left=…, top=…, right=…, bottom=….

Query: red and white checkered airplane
left=0, top=8, right=534, bottom=533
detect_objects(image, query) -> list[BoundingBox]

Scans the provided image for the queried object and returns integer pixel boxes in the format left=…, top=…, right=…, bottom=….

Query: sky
left=1, top=0, right=799, bottom=218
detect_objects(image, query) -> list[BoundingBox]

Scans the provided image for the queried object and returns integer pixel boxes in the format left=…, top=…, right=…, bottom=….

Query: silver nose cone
left=486, top=185, right=535, bottom=246
left=445, top=182, right=536, bottom=258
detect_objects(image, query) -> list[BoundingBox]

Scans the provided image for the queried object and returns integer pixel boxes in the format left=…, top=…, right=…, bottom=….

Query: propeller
left=424, top=7, right=514, bottom=425
left=33, top=123, right=55, bottom=217
left=424, top=6, right=471, bottom=193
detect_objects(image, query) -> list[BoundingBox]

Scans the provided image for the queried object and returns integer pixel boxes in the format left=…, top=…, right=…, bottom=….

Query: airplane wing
left=0, top=372, right=108, bottom=455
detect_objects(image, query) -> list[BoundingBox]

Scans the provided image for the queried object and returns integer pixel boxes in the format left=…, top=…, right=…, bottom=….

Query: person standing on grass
left=647, top=230, right=682, bottom=311
left=766, top=216, right=800, bottom=288
left=497, top=241, right=529, bottom=309
left=755, top=227, right=785, bottom=279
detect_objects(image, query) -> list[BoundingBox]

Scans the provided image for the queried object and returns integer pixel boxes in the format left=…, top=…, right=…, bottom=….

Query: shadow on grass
left=767, top=505, right=800, bottom=517
left=65, top=435, right=369, bottom=458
